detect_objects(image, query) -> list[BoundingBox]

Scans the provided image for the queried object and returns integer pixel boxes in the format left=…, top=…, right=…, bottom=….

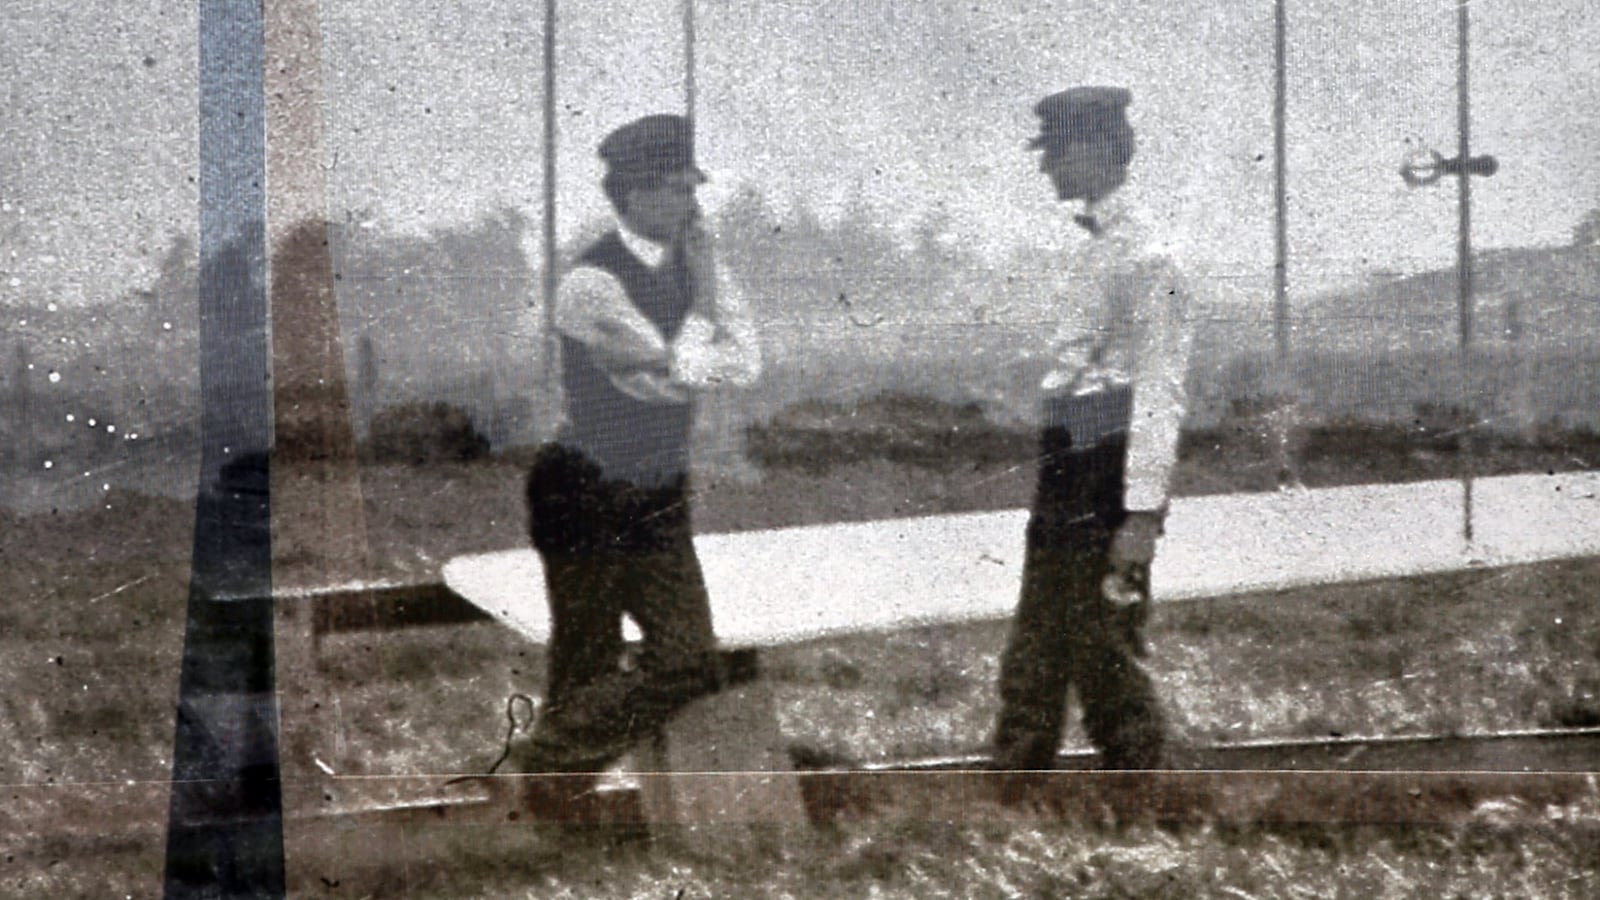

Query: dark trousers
left=992, top=389, right=1166, bottom=770
left=523, top=443, right=723, bottom=770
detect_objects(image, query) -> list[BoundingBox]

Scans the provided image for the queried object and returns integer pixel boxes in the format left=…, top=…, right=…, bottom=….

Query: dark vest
left=559, top=231, right=695, bottom=487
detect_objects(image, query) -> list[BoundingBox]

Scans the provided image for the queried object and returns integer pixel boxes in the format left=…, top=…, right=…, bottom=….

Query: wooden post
left=638, top=676, right=809, bottom=856
left=630, top=0, right=806, bottom=849
left=263, top=0, right=386, bottom=890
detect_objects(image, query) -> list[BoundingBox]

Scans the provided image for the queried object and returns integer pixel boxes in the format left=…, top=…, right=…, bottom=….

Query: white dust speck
left=162, top=321, right=172, bottom=330
left=42, top=460, right=53, bottom=469
left=102, top=484, right=110, bottom=491
left=46, top=301, right=57, bottom=311
left=88, top=418, right=96, bottom=427
left=47, top=370, right=61, bottom=383
left=65, top=414, right=75, bottom=422
left=106, top=424, right=115, bottom=433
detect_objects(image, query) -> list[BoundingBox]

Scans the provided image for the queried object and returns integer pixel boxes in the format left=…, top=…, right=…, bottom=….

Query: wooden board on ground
left=442, top=472, right=1600, bottom=647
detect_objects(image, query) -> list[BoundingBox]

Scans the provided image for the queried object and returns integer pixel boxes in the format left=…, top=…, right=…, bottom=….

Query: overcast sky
left=3, top=0, right=1597, bottom=313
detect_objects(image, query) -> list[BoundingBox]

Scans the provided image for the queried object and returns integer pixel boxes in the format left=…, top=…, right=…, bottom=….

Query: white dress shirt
left=1040, top=191, right=1194, bottom=513
left=554, top=222, right=762, bottom=405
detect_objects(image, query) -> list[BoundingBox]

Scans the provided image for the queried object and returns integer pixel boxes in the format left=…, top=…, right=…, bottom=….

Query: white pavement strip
left=442, top=472, right=1600, bottom=647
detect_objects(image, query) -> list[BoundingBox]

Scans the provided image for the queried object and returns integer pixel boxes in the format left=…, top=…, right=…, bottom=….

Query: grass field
left=5, top=420, right=1600, bottom=895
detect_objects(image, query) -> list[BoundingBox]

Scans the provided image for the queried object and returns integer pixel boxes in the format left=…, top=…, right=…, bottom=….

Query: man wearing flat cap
left=511, top=113, right=761, bottom=775
left=991, top=86, right=1193, bottom=779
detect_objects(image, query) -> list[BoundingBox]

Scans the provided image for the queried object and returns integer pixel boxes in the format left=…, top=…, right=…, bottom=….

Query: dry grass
left=10, top=801, right=1600, bottom=898
left=6, top=447, right=1600, bottom=896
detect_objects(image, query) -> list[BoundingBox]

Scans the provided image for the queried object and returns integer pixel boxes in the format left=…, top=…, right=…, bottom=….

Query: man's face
left=621, top=169, right=703, bottom=244
left=1040, top=139, right=1130, bottom=204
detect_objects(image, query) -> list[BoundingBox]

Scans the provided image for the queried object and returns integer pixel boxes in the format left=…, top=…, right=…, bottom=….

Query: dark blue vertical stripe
left=164, top=0, right=285, bottom=896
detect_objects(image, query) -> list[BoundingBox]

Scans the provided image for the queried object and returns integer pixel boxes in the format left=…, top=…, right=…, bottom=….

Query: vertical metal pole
left=684, top=0, right=696, bottom=133
left=1271, top=0, right=1297, bottom=488
left=1273, top=0, right=1289, bottom=369
left=541, top=0, right=560, bottom=433
left=1457, top=0, right=1474, bottom=543
left=1457, top=3, right=1473, bottom=352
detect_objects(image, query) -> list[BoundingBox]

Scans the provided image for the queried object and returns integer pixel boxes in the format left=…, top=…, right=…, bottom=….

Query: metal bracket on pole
left=1399, top=150, right=1499, bottom=189
left=1398, top=3, right=1497, bottom=546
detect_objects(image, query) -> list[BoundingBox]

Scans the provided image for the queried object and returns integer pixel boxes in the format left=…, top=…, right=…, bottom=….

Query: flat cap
left=1029, top=86, right=1133, bottom=149
left=598, top=114, right=704, bottom=180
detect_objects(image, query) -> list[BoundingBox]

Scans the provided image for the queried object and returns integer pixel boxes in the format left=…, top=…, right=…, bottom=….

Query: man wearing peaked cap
left=509, top=113, right=762, bottom=778
left=597, top=113, right=705, bottom=182
left=1029, top=86, right=1132, bottom=148
left=1029, top=86, right=1136, bottom=213
left=990, top=86, right=1195, bottom=785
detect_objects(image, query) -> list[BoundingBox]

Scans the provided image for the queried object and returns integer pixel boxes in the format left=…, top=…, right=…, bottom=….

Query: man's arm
left=669, top=223, right=763, bottom=390
left=1106, top=255, right=1192, bottom=602
left=1122, top=255, right=1193, bottom=515
left=555, top=267, right=669, bottom=369
left=555, top=266, right=687, bottom=404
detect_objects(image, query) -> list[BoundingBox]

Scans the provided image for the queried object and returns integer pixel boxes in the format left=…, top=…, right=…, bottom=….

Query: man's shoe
left=1097, top=735, right=1167, bottom=770
left=786, top=739, right=858, bottom=771
left=505, top=727, right=624, bottom=775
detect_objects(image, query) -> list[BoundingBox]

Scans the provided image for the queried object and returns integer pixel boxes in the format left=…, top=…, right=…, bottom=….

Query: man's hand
left=1109, top=510, right=1164, bottom=570
left=1104, top=511, right=1164, bottom=605
left=1105, top=510, right=1165, bottom=656
left=680, top=215, right=718, bottom=320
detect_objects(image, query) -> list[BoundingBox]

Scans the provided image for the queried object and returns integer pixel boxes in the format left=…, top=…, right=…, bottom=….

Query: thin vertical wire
left=684, top=0, right=696, bottom=142
left=1272, top=0, right=1298, bottom=488
left=1273, top=0, right=1289, bottom=369
left=1457, top=0, right=1474, bottom=544
left=541, top=0, right=560, bottom=426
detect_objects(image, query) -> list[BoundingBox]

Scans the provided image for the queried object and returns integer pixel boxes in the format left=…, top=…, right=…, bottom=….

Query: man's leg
left=608, top=483, right=723, bottom=740
left=1061, top=437, right=1167, bottom=770
left=993, top=545, right=1076, bottom=771
left=518, top=446, right=631, bottom=772
left=538, top=554, right=625, bottom=726
left=993, top=406, right=1167, bottom=773
left=518, top=479, right=719, bottom=769
left=1072, top=621, right=1167, bottom=769
left=992, top=425, right=1080, bottom=772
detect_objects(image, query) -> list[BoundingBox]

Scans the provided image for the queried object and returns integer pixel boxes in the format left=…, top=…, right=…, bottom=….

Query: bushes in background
left=363, top=401, right=490, bottom=465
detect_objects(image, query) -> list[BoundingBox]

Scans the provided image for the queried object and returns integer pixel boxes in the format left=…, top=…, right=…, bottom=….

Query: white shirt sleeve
left=554, top=254, right=759, bottom=402
left=1123, top=256, right=1194, bottom=512
left=669, top=265, right=763, bottom=390
left=554, top=266, right=670, bottom=370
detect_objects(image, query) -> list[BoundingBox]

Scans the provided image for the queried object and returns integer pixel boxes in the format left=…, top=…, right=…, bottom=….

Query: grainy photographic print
left=4, top=0, right=1600, bottom=896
